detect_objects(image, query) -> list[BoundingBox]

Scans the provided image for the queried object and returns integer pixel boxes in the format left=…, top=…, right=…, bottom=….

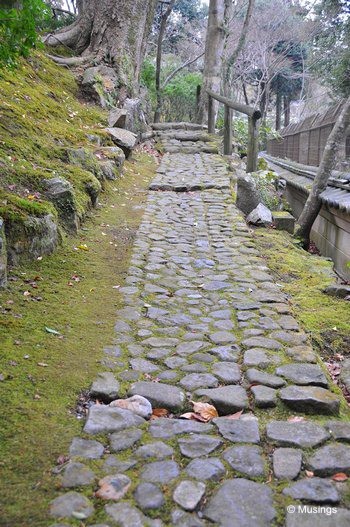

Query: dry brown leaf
left=331, top=472, right=348, bottom=482
left=180, top=412, right=207, bottom=422
left=224, top=410, right=243, bottom=420
left=191, top=401, right=218, bottom=421
left=305, top=470, right=314, bottom=478
left=288, top=416, right=305, bottom=422
left=151, top=408, right=169, bottom=419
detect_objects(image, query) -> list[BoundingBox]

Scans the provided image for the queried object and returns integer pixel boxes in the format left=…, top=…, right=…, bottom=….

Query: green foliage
left=162, top=72, right=202, bottom=122
left=141, top=58, right=156, bottom=100
left=0, top=0, right=50, bottom=67
left=226, top=117, right=282, bottom=154
left=251, top=170, right=281, bottom=210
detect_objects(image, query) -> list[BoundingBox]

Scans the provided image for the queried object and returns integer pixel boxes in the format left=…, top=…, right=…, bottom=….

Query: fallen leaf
left=331, top=473, right=348, bottom=482
left=37, top=362, right=48, bottom=367
left=191, top=401, right=218, bottom=421
left=77, top=244, right=89, bottom=251
left=23, top=290, right=31, bottom=297
left=180, top=412, right=208, bottom=422
left=45, top=327, right=61, bottom=335
left=57, top=454, right=69, bottom=465
left=151, top=408, right=169, bottom=418
left=305, top=470, right=314, bottom=478
left=225, top=410, right=243, bottom=420
left=288, top=416, right=305, bottom=422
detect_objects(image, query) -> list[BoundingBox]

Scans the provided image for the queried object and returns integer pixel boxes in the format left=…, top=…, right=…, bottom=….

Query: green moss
left=0, top=189, right=56, bottom=221
left=0, top=152, right=156, bottom=527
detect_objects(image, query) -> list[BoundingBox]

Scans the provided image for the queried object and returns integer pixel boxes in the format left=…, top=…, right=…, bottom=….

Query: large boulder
left=66, top=148, right=103, bottom=181
left=81, top=66, right=119, bottom=108
left=0, top=217, right=7, bottom=287
left=95, top=145, right=125, bottom=180
left=108, top=108, right=127, bottom=128
left=43, top=177, right=80, bottom=233
left=246, top=203, right=273, bottom=226
left=5, top=214, right=59, bottom=266
left=236, top=172, right=262, bottom=215
left=123, top=98, right=148, bottom=134
left=105, top=128, right=137, bottom=157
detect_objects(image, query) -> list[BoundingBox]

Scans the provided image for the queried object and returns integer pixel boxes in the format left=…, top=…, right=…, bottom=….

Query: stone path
left=49, top=126, right=350, bottom=527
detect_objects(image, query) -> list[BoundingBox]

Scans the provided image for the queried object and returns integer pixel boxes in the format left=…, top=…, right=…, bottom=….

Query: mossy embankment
left=0, top=151, right=156, bottom=526
left=0, top=52, right=112, bottom=226
left=253, top=229, right=350, bottom=356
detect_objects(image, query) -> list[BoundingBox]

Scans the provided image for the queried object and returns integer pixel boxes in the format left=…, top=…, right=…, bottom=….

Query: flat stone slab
left=273, top=448, right=302, bottom=480
left=61, top=462, right=95, bottom=488
left=266, top=421, right=330, bottom=448
left=214, top=417, right=260, bottom=443
left=180, top=373, right=218, bottom=391
left=279, top=385, right=340, bottom=415
left=326, top=421, right=350, bottom=442
left=50, top=492, right=94, bottom=519
left=69, top=438, right=104, bottom=459
left=134, top=482, right=165, bottom=510
left=109, top=428, right=143, bottom=452
left=243, top=349, right=282, bottom=368
left=246, top=368, right=286, bottom=388
left=211, top=362, right=241, bottom=383
left=203, top=479, right=276, bottom=527
left=223, top=446, right=265, bottom=477
left=286, top=508, right=350, bottom=526
left=173, top=480, right=206, bottom=511
left=105, top=503, right=146, bottom=527
left=276, top=363, right=328, bottom=387
left=141, top=460, right=180, bottom=483
left=242, top=337, right=282, bottom=350
left=128, top=381, right=186, bottom=412
left=84, top=405, right=145, bottom=435
left=308, top=444, right=350, bottom=476
left=149, top=418, right=213, bottom=439
left=185, top=458, right=226, bottom=481
left=178, top=434, right=222, bottom=458
left=90, top=372, right=120, bottom=402
left=135, top=441, right=174, bottom=459
left=283, top=477, right=339, bottom=503
left=194, top=386, right=248, bottom=415
left=286, top=345, right=317, bottom=363
left=251, top=385, right=277, bottom=408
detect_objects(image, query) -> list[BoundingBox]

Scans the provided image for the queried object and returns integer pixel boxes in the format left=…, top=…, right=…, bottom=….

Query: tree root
left=46, top=54, right=95, bottom=66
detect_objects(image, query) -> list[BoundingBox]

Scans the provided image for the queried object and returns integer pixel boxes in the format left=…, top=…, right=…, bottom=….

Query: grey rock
left=178, top=434, right=222, bottom=458
left=105, top=127, right=137, bottom=157
left=180, top=373, right=218, bottom=391
left=236, top=173, right=262, bottom=215
left=185, top=457, right=225, bottom=481
left=43, top=177, right=80, bottom=232
left=173, top=481, right=206, bottom=511
left=246, top=203, right=273, bottom=226
left=108, top=108, right=127, bottom=128
left=286, top=508, right=350, bottom=526
left=50, top=492, right=94, bottom=519
left=276, top=363, right=328, bottom=387
left=69, top=438, right=104, bottom=459
left=203, top=479, right=276, bottom=527
left=130, top=358, right=159, bottom=373
left=171, top=508, right=205, bottom=527
left=141, top=460, right=180, bottom=483
left=81, top=65, right=118, bottom=107
left=340, top=358, right=350, bottom=392
left=266, top=421, right=330, bottom=448
left=251, top=385, right=277, bottom=408
left=61, top=462, right=95, bottom=488
left=278, top=315, right=300, bottom=331
left=84, top=405, right=145, bottom=435
left=209, top=345, right=240, bottom=361
left=150, top=418, right=213, bottom=439
left=90, top=372, right=120, bottom=402
left=128, top=381, right=186, bottom=412
left=134, top=482, right=165, bottom=510
left=286, top=345, right=317, bottom=363
left=176, top=341, right=206, bottom=355
left=325, top=284, right=350, bottom=299
left=326, top=421, right=350, bottom=442
left=242, top=336, right=281, bottom=350
left=246, top=368, right=285, bottom=388
left=269, top=329, right=307, bottom=345
left=102, top=456, right=136, bottom=474
left=214, top=417, right=260, bottom=443
left=211, top=362, right=241, bottom=383
left=243, top=348, right=282, bottom=368
left=194, top=385, right=248, bottom=414
left=283, top=477, right=339, bottom=503
left=182, top=363, right=208, bottom=373
left=273, top=448, right=302, bottom=480
left=164, top=357, right=187, bottom=369
left=308, top=444, right=350, bottom=476
left=110, top=428, right=143, bottom=452
left=209, top=331, right=236, bottom=344
left=279, top=385, right=340, bottom=415
left=105, top=503, right=145, bottom=527
left=142, top=337, right=179, bottom=347
left=223, top=446, right=265, bottom=477
left=123, top=97, right=148, bottom=134
left=135, top=441, right=174, bottom=459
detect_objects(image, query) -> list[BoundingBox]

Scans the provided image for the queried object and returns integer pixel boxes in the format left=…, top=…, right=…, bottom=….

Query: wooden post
left=223, top=105, right=232, bottom=155
left=196, top=85, right=201, bottom=121
left=246, top=115, right=260, bottom=173
left=208, top=94, right=215, bottom=134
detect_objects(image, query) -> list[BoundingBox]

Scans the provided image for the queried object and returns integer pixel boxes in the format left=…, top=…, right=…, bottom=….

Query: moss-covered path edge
left=45, top=128, right=350, bottom=527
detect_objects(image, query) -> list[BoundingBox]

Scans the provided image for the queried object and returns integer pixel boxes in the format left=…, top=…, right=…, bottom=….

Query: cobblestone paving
left=49, top=128, right=350, bottom=527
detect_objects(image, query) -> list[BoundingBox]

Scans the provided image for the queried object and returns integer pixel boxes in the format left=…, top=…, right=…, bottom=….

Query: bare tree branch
left=162, top=51, right=204, bottom=89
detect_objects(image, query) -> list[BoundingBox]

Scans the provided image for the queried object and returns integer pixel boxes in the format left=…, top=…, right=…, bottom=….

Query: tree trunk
left=294, top=97, right=350, bottom=248
left=154, top=0, right=176, bottom=123
left=197, top=0, right=229, bottom=124
left=276, top=89, right=282, bottom=130
left=283, top=95, right=290, bottom=127
left=45, top=0, right=157, bottom=96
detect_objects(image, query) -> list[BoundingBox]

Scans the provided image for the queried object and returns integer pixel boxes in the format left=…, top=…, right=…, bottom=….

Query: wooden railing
left=206, top=88, right=261, bottom=173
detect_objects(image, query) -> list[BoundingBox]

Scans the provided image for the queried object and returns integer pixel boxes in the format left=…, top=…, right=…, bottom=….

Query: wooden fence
left=267, top=101, right=349, bottom=167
